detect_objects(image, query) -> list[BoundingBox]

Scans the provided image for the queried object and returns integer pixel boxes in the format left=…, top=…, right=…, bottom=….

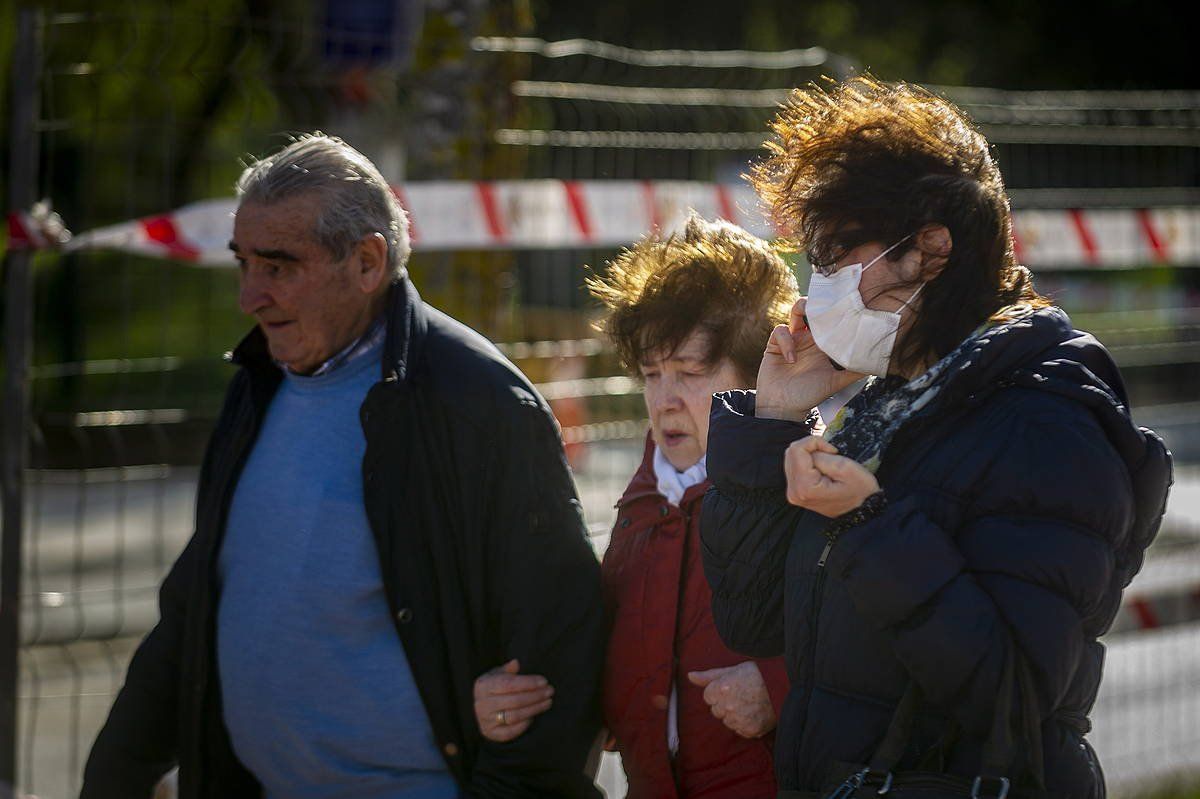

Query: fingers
left=765, top=324, right=796, bottom=363
left=766, top=299, right=814, bottom=364
left=795, top=435, right=839, bottom=456
left=702, top=679, right=732, bottom=708
left=474, top=682, right=555, bottom=743
left=474, top=671, right=549, bottom=699
left=785, top=446, right=881, bottom=516
left=499, top=658, right=521, bottom=675
left=785, top=436, right=848, bottom=506
left=483, top=718, right=532, bottom=743
left=686, top=667, right=729, bottom=687
left=788, top=297, right=808, bottom=332
left=785, top=439, right=828, bottom=498
left=811, top=451, right=859, bottom=479
left=494, top=696, right=553, bottom=726
left=477, top=686, right=555, bottom=716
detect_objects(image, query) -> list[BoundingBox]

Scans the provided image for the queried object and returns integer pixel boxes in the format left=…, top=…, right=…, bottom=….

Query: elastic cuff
left=825, top=490, right=887, bottom=539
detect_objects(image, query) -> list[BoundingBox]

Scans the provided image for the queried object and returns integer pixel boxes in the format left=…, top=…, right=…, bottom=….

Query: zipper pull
left=817, top=538, right=834, bottom=568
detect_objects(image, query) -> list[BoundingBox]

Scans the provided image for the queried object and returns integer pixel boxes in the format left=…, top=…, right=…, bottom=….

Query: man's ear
left=915, top=224, right=952, bottom=280
left=354, top=232, right=389, bottom=294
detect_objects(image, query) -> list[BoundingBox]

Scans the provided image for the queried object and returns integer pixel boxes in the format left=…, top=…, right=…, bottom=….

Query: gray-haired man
left=81, top=134, right=606, bottom=799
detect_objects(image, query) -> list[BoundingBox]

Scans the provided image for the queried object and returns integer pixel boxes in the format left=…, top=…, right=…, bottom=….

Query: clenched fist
left=784, top=436, right=879, bottom=518
left=687, top=662, right=776, bottom=739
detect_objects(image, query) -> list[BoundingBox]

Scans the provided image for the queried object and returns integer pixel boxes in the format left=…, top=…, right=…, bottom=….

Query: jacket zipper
left=798, top=530, right=836, bottom=763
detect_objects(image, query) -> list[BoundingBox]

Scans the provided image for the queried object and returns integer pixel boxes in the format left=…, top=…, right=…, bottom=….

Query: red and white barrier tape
left=7, top=202, right=71, bottom=251
left=1110, top=585, right=1200, bottom=635
left=7, top=181, right=1200, bottom=269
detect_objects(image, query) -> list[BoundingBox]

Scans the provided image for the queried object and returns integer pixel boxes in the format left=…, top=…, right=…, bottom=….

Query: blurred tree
left=532, top=0, right=1196, bottom=89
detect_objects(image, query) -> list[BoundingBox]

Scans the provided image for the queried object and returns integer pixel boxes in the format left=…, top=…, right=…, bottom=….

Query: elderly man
left=80, top=134, right=606, bottom=799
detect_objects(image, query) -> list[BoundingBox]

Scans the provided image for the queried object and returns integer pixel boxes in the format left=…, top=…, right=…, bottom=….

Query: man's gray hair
left=236, top=133, right=411, bottom=278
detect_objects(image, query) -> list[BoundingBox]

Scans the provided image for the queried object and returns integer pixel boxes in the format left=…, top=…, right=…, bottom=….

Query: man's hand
left=687, top=662, right=776, bottom=739
left=473, top=660, right=555, bottom=743
left=784, top=436, right=880, bottom=517
left=756, top=297, right=864, bottom=422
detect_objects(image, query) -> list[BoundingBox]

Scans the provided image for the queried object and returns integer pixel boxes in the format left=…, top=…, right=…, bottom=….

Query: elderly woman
left=473, top=215, right=799, bottom=798
left=700, top=77, right=1172, bottom=799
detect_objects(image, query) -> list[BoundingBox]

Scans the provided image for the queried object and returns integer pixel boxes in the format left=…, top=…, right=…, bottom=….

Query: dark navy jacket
left=700, top=308, right=1172, bottom=799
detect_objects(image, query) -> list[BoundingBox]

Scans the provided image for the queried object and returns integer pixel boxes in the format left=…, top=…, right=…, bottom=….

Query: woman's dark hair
left=750, top=76, right=1047, bottom=374
left=587, top=213, right=799, bottom=385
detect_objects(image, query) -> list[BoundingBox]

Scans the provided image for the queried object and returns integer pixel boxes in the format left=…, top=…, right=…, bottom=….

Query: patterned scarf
left=823, top=306, right=1034, bottom=473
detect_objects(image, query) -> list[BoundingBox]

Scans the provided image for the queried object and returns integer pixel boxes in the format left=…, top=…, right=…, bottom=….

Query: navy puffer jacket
left=700, top=308, right=1172, bottom=799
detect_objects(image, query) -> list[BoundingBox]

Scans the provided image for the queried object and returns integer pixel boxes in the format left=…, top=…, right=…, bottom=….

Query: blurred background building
left=0, top=1, right=1197, bottom=797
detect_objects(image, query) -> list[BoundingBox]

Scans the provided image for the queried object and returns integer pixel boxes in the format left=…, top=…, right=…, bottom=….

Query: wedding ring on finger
left=496, top=709, right=507, bottom=726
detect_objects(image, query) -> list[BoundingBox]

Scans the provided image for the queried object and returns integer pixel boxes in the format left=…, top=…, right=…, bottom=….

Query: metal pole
left=1, top=7, right=42, bottom=798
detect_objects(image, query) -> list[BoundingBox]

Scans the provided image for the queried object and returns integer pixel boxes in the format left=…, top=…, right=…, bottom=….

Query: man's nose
left=238, top=271, right=269, bottom=315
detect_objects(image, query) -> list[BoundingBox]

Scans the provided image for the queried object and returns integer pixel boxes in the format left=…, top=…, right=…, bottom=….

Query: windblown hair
left=750, top=76, right=1047, bottom=374
left=236, top=132, right=411, bottom=278
left=588, top=214, right=799, bottom=384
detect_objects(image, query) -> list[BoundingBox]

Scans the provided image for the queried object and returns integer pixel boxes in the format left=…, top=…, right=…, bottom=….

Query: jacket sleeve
left=80, top=370, right=248, bottom=799
left=466, top=397, right=606, bottom=799
left=79, top=534, right=195, bottom=798
left=754, top=656, right=791, bottom=719
left=700, top=390, right=820, bottom=658
left=823, top=409, right=1139, bottom=736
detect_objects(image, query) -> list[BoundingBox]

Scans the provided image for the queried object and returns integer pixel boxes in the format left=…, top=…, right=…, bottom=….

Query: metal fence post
left=1, top=7, right=42, bottom=798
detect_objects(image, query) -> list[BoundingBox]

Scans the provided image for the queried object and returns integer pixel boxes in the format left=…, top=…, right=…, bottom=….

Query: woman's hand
left=687, top=662, right=776, bottom=739
left=756, top=297, right=865, bottom=422
left=473, top=659, right=554, bottom=743
left=784, top=436, right=880, bottom=517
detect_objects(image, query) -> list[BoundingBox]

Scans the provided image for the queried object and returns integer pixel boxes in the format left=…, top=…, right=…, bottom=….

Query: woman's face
left=823, top=238, right=924, bottom=314
left=640, top=330, right=746, bottom=472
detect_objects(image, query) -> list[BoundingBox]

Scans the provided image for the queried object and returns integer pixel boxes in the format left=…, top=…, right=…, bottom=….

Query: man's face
left=640, top=330, right=746, bottom=472
left=231, top=193, right=379, bottom=374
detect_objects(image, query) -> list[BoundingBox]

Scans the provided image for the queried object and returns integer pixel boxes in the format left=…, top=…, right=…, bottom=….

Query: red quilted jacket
left=601, top=436, right=790, bottom=799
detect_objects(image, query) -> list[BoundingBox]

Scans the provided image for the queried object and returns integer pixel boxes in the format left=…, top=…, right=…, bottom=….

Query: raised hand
left=473, top=659, right=554, bottom=743
left=756, top=297, right=864, bottom=422
left=686, top=662, right=776, bottom=739
left=783, top=436, right=880, bottom=518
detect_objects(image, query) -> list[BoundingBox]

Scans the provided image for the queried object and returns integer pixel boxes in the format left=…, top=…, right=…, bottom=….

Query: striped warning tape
left=6, top=181, right=1198, bottom=270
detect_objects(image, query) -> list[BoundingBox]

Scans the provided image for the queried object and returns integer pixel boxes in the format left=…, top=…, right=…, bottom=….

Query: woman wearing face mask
left=471, top=215, right=797, bottom=798
left=700, top=78, right=1172, bottom=799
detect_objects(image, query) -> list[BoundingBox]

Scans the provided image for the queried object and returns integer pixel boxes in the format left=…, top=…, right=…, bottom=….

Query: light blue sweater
left=216, top=340, right=458, bottom=799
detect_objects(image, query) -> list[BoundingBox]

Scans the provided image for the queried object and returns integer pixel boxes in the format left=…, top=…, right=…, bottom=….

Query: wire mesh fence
left=2, top=7, right=1199, bottom=799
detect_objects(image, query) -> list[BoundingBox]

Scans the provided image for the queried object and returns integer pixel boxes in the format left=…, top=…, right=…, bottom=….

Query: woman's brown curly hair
left=587, top=213, right=799, bottom=384
left=750, top=75, right=1046, bottom=374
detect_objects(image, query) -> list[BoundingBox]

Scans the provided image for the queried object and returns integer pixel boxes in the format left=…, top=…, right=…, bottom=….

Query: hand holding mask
left=755, top=296, right=865, bottom=423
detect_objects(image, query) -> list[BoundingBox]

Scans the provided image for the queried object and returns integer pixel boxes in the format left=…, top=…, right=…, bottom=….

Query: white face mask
left=805, top=237, right=923, bottom=376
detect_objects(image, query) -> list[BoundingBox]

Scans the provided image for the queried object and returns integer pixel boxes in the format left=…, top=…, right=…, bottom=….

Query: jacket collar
left=617, top=431, right=710, bottom=510
left=227, top=274, right=428, bottom=388
left=905, top=305, right=1164, bottom=518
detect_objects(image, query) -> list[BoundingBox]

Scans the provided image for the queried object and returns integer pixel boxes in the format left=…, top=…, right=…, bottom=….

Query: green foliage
left=534, top=0, right=1195, bottom=89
